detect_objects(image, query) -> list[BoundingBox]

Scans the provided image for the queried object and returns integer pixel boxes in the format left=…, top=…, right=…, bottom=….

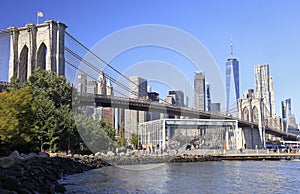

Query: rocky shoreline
left=0, top=151, right=219, bottom=193
left=0, top=151, right=110, bottom=193
left=94, top=152, right=219, bottom=165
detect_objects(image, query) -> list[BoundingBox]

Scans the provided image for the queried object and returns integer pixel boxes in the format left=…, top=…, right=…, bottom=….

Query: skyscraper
left=281, top=98, right=291, bottom=132
left=103, top=78, right=114, bottom=125
left=125, top=76, right=148, bottom=140
left=168, top=90, right=185, bottom=107
left=78, top=73, right=87, bottom=94
left=129, top=76, right=147, bottom=98
left=147, top=91, right=160, bottom=120
left=194, top=72, right=206, bottom=111
left=206, top=83, right=211, bottom=112
left=225, top=40, right=240, bottom=114
left=255, top=64, right=275, bottom=118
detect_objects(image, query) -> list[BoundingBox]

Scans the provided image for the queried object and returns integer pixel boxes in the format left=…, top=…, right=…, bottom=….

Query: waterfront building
left=194, top=72, right=206, bottom=111
left=225, top=40, right=240, bottom=114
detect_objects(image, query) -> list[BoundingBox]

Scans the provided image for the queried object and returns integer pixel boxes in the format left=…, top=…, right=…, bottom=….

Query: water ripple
left=63, top=161, right=300, bottom=193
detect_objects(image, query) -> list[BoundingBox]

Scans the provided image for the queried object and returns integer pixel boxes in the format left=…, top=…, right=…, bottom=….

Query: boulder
left=73, top=154, right=80, bottom=158
left=28, top=153, right=39, bottom=159
left=38, top=152, right=50, bottom=158
left=0, top=157, right=14, bottom=168
left=9, top=151, right=21, bottom=159
left=20, top=153, right=30, bottom=160
left=95, top=152, right=101, bottom=157
left=107, top=151, right=115, bottom=156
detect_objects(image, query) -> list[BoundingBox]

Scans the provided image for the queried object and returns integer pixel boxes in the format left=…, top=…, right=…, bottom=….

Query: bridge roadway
left=75, top=94, right=298, bottom=140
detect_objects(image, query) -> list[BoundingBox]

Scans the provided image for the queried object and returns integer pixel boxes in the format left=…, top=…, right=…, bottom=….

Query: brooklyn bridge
left=0, top=20, right=298, bottom=151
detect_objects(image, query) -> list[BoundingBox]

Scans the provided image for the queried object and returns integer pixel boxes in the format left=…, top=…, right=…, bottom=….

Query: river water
left=63, top=161, right=300, bottom=193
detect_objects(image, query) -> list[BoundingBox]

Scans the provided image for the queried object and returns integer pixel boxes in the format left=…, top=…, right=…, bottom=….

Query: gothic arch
left=252, top=106, right=259, bottom=123
left=243, top=107, right=250, bottom=121
left=19, top=45, right=28, bottom=82
left=36, top=42, right=47, bottom=70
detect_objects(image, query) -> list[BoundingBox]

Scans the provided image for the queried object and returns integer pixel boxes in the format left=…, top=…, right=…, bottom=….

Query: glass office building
left=226, top=58, right=240, bottom=114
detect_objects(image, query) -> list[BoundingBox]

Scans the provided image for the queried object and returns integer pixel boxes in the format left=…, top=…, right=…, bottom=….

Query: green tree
left=130, top=133, right=139, bottom=149
left=0, top=86, right=34, bottom=154
left=100, top=120, right=116, bottom=141
left=5, top=69, right=79, bottom=153
left=27, top=68, right=73, bottom=108
left=75, top=114, right=113, bottom=153
left=2, top=69, right=123, bottom=155
left=27, top=69, right=74, bottom=152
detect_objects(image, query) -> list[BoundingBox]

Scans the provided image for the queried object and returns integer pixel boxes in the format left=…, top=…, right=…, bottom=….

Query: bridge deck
left=75, top=94, right=298, bottom=140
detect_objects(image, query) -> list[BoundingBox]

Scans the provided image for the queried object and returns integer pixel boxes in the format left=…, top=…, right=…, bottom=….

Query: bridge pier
left=240, top=126, right=262, bottom=149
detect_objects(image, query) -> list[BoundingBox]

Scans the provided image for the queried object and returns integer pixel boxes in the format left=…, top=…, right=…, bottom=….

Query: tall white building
left=254, top=64, right=275, bottom=118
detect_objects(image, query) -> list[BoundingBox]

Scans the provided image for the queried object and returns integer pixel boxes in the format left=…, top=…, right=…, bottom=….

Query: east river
left=62, top=161, right=300, bottom=193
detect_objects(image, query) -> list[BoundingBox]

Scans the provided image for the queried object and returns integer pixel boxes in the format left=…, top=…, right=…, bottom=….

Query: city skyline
left=0, top=1, right=300, bottom=120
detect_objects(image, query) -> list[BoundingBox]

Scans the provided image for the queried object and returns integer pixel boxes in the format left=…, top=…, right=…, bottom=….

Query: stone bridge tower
left=8, top=20, right=67, bottom=82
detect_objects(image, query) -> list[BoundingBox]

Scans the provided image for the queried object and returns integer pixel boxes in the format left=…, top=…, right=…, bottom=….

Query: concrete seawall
left=214, top=153, right=300, bottom=161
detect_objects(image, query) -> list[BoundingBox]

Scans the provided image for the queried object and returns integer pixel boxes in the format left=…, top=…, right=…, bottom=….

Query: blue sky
left=1, top=0, right=300, bottom=121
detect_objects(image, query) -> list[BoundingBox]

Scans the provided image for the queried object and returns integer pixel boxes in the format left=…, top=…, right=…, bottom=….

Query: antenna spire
left=230, top=37, right=234, bottom=58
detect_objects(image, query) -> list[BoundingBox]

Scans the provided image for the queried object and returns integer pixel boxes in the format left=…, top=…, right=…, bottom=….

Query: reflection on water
left=63, top=161, right=300, bottom=193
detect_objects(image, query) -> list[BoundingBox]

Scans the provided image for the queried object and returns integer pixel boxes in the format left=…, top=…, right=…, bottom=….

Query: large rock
left=95, top=152, right=101, bottom=157
left=9, top=150, right=21, bottom=159
left=38, top=152, right=50, bottom=158
left=0, top=151, right=113, bottom=193
left=20, top=153, right=30, bottom=160
left=28, top=152, right=39, bottom=159
left=107, top=151, right=115, bottom=156
left=0, top=157, right=15, bottom=168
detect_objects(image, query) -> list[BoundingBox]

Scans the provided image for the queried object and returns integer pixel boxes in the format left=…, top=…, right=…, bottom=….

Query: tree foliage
left=75, top=114, right=114, bottom=153
left=0, top=86, right=34, bottom=154
left=130, top=133, right=139, bottom=148
left=0, top=69, right=119, bottom=156
left=100, top=120, right=116, bottom=141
